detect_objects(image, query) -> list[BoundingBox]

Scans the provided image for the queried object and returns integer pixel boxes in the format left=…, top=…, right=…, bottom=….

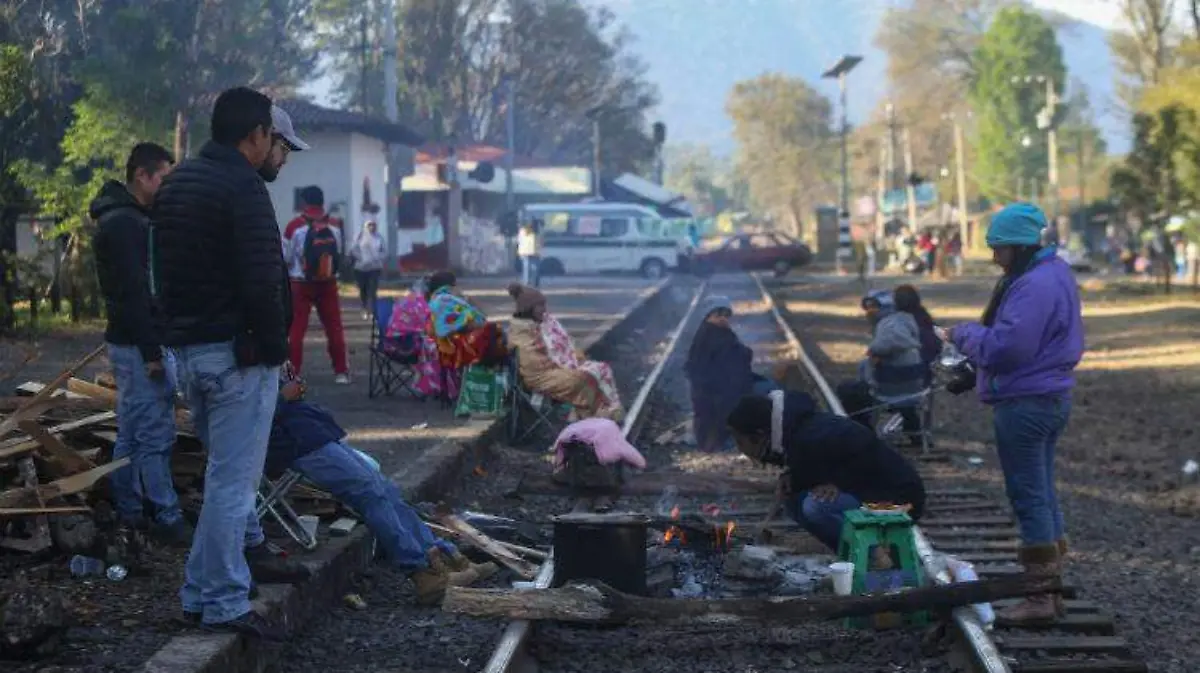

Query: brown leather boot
left=447, top=561, right=499, bottom=587
left=1056, top=537, right=1068, bottom=558
left=443, top=549, right=472, bottom=573
left=1054, top=537, right=1069, bottom=616
left=997, top=543, right=1060, bottom=625
left=412, top=565, right=449, bottom=606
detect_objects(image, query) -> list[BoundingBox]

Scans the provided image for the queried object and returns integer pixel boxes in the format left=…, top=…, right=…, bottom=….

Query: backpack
left=302, top=218, right=340, bottom=281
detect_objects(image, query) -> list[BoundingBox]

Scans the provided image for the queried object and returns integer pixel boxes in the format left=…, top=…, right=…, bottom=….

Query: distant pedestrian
left=152, top=87, right=298, bottom=640
left=517, top=219, right=542, bottom=287
left=91, top=142, right=188, bottom=544
left=284, top=185, right=351, bottom=383
left=351, top=219, right=386, bottom=320
left=941, top=202, right=1084, bottom=625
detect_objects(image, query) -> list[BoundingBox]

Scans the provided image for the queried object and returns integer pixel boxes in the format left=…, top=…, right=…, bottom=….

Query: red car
left=689, top=232, right=813, bottom=277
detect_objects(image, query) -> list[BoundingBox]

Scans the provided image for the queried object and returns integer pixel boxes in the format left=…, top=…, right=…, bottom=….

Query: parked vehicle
left=689, top=232, right=813, bottom=277
left=519, top=203, right=688, bottom=279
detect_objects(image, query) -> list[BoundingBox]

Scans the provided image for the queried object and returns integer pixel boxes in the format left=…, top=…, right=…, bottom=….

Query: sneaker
left=245, top=542, right=311, bottom=584
left=202, top=610, right=288, bottom=642
left=334, top=373, right=351, bottom=385
left=151, top=519, right=194, bottom=548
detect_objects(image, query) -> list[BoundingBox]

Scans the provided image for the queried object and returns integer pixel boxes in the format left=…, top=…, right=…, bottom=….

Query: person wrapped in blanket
left=253, top=364, right=497, bottom=605
left=726, top=390, right=926, bottom=553
left=835, top=288, right=930, bottom=443
left=506, top=283, right=625, bottom=420
left=550, top=418, right=646, bottom=512
left=384, top=280, right=449, bottom=398
left=425, top=270, right=507, bottom=370
left=685, top=296, right=779, bottom=452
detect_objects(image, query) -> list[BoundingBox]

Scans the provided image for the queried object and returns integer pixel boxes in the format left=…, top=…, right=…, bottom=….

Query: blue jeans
left=521, top=256, right=540, bottom=287
left=788, top=491, right=862, bottom=551
left=993, top=395, right=1070, bottom=546
left=245, top=441, right=454, bottom=568
left=107, top=344, right=181, bottom=526
left=173, top=342, right=279, bottom=624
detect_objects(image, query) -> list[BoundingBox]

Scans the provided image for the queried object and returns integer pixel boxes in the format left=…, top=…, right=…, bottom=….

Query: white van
left=520, top=202, right=687, bottom=279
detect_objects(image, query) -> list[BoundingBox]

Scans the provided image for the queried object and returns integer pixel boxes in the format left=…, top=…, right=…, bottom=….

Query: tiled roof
left=274, top=98, right=423, bottom=146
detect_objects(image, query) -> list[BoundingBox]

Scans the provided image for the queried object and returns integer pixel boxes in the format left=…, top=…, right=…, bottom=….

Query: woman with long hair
left=893, top=284, right=941, bottom=377
left=942, top=202, right=1084, bottom=624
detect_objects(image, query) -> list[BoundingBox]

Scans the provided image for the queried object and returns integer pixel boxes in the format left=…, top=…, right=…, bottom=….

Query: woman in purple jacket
left=941, top=202, right=1084, bottom=624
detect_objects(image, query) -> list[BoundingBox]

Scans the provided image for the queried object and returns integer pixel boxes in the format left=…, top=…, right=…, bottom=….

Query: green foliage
left=1110, top=106, right=1200, bottom=225
left=968, top=6, right=1066, bottom=200
left=726, top=73, right=835, bottom=237
left=664, top=144, right=744, bottom=216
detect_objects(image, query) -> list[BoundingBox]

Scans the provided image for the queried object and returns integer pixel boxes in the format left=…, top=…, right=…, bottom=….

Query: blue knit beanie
left=987, top=202, right=1047, bottom=248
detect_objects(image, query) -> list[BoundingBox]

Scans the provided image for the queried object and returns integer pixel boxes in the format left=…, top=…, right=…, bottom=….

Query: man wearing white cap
left=260, top=104, right=310, bottom=183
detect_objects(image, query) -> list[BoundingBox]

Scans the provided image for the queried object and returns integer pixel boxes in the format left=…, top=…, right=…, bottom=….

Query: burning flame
left=663, top=505, right=685, bottom=545
left=713, top=521, right=737, bottom=552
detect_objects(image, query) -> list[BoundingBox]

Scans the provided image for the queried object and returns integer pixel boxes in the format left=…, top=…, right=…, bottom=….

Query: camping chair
left=368, top=297, right=425, bottom=400
left=875, top=386, right=935, bottom=453
left=505, top=348, right=571, bottom=445
left=255, top=469, right=318, bottom=550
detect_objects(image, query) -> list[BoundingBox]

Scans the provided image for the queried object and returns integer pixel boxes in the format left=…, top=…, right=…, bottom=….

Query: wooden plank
left=437, top=515, right=539, bottom=579
left=1010, top=659, right=1147, bottom=673
left=0, top=505, right=92, bottom=517
left=0, top=412, right=118, bottom=461
left=994, top=599, right=1099, bottom=613
left=0, top=458, right=129, bottom=508
left=925, top=501, right=1007, bottom=514
left=18, top=419, right=96, bottom=475
left=995, top=635, right=1129, bottom=655
left=953, top=551, right=1018, bottom=564
left=931, top=539, right=1020, bottom=552
left=920, top=515, right=1013, bottom=527
left=442, top=574, right=1064, bottom=624
left=0, top=345, right=105, bottom=440
left=0, top=458, right=52, bottom=552
left=922, top=527, right=1019, bottom=539
left=996, top=612, right=1115, bottom=635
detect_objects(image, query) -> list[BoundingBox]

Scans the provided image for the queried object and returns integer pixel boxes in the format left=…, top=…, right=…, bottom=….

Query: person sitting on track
left=836, top=288, right=928, bottom=442
left=894, top=284, right=941, bottom=384
left=726, top=390, right=926, bottom=552
left=685, top=296, right=779, bottom=452
left=249, top=364, right=497, bottom=606
left=506, top=283, right=625, bottom=420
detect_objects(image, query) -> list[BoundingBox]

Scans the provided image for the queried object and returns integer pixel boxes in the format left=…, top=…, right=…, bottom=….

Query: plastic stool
left=836, top=508, right=928, bottom=629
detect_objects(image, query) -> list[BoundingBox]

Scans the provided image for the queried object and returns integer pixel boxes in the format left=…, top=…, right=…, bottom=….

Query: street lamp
left=822, top=54, right=863, bottom=273
left=1010, top=74, right=1060, bottom=221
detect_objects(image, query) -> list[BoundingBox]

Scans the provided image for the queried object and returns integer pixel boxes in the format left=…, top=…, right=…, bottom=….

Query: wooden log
left=18, top=420, right=96, bottom=475
left=0, top=506, right=92, bottom=517
left=0, top=345, right=105, bottom=440
left=426, top=521, right=549, bottom=561
left=65, top=378, right=192, bottom=428
left=437, top=515, right=539, bottom=579
left=0, top=458, right=52, bottom=552
left=0, top=458, right=129, bottom=508
left=442, top=574, right=1062, bottom=626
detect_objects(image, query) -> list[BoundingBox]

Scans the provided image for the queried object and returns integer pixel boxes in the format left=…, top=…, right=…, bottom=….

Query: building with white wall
left=265, top=99, right=422, bottom=261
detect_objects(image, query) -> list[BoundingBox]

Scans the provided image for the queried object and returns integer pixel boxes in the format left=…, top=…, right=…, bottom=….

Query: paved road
left=293, top=274, right=665, bottom=473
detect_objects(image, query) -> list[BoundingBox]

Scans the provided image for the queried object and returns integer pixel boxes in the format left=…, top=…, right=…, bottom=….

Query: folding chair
left=368, top=297, right=426, bottom=400
left=505, top=348, right=571, bottom=445
left=255, top=469, right=318, bottom=550
left=875, top=387, right=935, bottom=453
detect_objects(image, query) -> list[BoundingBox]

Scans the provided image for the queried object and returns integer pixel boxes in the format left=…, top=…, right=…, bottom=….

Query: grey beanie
left=701, top=295, right=734, bottom=318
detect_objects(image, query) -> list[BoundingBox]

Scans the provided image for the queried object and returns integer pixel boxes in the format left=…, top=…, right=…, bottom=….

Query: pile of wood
left=0, top=345, right=339, bottom=555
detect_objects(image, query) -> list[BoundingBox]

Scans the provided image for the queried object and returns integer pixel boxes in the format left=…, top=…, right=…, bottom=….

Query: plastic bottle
left=945, top=557, right=996, bottom=627
left=69, top=555, right=105, bottom=577
left=106, top=565, right=128, bottom=581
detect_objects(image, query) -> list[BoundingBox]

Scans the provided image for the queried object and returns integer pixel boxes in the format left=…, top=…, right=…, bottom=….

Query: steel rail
left=751, top=272, right=1010, bottom=673
left=482, top=277, right=710, bottom=673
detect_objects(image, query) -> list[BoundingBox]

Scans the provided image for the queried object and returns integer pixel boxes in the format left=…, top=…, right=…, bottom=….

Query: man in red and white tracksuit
left=283, top=186, right=350, bottom=383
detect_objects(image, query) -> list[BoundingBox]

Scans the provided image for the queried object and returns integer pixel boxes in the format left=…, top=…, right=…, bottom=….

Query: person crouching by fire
left=726, top=390, right=926, bottom=552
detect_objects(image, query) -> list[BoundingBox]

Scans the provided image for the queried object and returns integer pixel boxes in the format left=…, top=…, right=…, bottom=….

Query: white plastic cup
left=298, top=515, right=320, bottom=542
left=829, top=561, right=855, bottom=596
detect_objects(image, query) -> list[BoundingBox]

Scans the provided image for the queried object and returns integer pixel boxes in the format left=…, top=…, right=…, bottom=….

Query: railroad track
left=474, top=271, right=1149, bottom=673
left=762, top=273, right=1150, bottom=673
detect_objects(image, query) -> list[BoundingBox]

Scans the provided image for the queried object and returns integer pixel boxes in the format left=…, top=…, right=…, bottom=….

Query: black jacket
left=266, top=399, right=345, bottom=477
left=771, top=392, right=926, bottom=519
left=90, top=181, right=162, bottom=363
left=151, top=141, right=288, bottom=365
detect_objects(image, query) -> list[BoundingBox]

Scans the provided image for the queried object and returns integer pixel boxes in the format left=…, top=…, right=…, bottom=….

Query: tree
left=726, top=73, right=836, bottom=238
left=1109, top=0, right=1177, bottom=112
left=968, top=7, right=1067, bottom=201
left=664, top=144, right=742, bottom=216
left=312, top=0, right=658, bottom=173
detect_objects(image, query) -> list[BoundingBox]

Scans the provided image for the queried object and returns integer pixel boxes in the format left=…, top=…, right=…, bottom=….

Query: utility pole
left=886, top=103, right=899, bottom=197
left=1075, top=127, right=1086, bottom=245
left=592, top=119, right=602, bottom=196
left=504, top=74, right=516, bottom=216
left=875, top=136, right=887, bottom=273
left=952, top=115, right=970, bottom=248
left=1045, top=76, right=1061, bottom=239
left=902, top=128, right=918, bottom=229
left=382, top=0, right=401, bottom=274
left=822, top=55, right=862, bottom=275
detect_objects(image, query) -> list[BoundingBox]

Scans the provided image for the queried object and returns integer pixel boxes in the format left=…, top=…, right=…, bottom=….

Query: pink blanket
left=552, top=418, right=647, bottom=470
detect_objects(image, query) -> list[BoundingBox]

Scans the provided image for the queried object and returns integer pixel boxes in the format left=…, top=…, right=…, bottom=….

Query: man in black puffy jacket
left=91, top=143, right=189, bottom=544
left=151, top=86, right=301, bottom=641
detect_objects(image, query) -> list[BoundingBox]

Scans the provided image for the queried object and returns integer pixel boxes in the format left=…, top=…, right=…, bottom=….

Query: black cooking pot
left=552, top=512, right=649, bottom=596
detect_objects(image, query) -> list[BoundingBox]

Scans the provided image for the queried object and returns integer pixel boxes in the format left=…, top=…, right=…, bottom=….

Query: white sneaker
left=334, top=373, right=351, bottom=385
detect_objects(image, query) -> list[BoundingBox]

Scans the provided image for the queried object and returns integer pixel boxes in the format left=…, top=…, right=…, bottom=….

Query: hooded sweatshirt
left=865, top=303, right=926, bottom=400
left=90, top=180, right=161, bottom=362
left=765, top=392, right=925, bottom=517
left=951, top=251, right=1084, bottom=403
